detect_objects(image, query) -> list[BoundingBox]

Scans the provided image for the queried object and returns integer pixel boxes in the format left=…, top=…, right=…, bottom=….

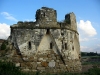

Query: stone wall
left=65, top=12, right=77, bottom=31
left=36, top=7, right=57, bottom=27
left=10, top=7, right=77, bottom=30
left=7, top=7, right=82, bottom=73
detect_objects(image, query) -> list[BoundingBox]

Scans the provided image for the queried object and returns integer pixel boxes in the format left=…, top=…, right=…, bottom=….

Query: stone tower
left=36, top=7, right=57, bottom=27
left=7, top=7, right=81, bottom=73
left=65, top=12, right=77, bottom=31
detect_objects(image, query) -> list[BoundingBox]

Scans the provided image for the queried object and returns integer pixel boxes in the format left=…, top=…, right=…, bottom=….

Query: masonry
left=7, top=7, right=82, bottom=73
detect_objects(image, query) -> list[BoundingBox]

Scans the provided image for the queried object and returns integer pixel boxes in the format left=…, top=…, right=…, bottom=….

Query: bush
left=0, top=61, right=29, bottom=75
left=1, top=43, right=6, bottom=50
left=84, top=67, right=100, bottom=75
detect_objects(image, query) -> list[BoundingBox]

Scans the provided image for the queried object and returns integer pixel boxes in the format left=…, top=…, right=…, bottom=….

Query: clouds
left=80, top=46, right=99, bottom=52
left=80, top=46, right=89, bottom=52
left=1, top=12, right=18, bottom=21
left=77, top=20, right=97, bottom=42
left=0, top=23, right=10, bottom=39
left=97, top=44, right=100, bottom=47
left=77, top=20, right=97, bottom=37
left=0, top=12, right=15, bottom=39
left=81, top=46, right=95, bottom=52
left=79, top=37, right=89, bottom=42
left=77, top=20, right=100, bottom=53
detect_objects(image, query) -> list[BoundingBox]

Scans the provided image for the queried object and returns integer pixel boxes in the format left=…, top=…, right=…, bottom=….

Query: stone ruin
left=7, top=7, right=82, bottom=73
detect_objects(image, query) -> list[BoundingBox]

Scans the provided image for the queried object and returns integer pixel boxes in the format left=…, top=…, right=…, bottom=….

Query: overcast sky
left=0, top=0, right=100, bottom=53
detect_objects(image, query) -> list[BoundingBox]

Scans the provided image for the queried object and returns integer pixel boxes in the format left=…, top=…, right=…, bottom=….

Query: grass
left=82, top=56, right=100, bottom=65
left=82, top=62, right=100, bottom=65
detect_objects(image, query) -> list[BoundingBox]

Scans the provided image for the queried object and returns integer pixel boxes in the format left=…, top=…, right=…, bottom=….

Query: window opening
left=28, top=41, right=31, bottom=49
left=46, top=29, right=50, bottom=34
left=12, top=43, right=14, bottom=46
left=65, top=43, right=67, bottom=50
left=50, top=42, right=53, bottom=49
left=72, top=45, right=74, bottom=50
left=43, top=12, right=45, bottom=17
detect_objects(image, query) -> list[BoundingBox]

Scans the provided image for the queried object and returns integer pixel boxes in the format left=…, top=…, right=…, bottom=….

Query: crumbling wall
left=65, top=12, right=77, bottom=31
left=8, top=7, right=82, bottom=73
left=36, top=7, right=57, bottom=27
left=10, top=29, right=46, bottom=56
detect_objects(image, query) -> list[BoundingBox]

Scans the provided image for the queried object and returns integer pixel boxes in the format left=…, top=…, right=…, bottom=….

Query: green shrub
left=1, top=43, right=6, bottom=50
left=0, top=61, right=29, bottom=75
left=84, top=66, right=100, bottom=75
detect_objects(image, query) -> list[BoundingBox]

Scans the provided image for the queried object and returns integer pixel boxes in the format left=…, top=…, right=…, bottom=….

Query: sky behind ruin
left=0, top=0, right=100, bottom=53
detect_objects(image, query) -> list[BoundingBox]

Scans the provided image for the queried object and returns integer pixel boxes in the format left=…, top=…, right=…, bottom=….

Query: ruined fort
left=7, top=7, right=81, bottom=73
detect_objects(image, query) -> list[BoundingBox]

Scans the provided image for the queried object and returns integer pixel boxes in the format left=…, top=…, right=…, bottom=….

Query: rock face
left=7, top=7, right=81, bottom=73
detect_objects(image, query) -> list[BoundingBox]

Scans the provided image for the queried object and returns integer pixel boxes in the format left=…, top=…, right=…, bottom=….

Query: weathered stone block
left=59, top=64, right=66, bottom=69
left=55, top=62, right=59, bottom=68
left=47, top=54, right=51, bottom=58
left=41, top=61, right=48, bottom=67
left=45, top=67, right=54, bottom=73
left=37, top=67, right=45, bottom=70
left=33, top=57, right=37, bottom=62
left=51, top=54, right=55, bottom=57
left=52, top=57, right=56, bottom=60
left=21, top=63, right=26, bottom=67
left=43, top=57, right=48, bottom=60
left=37, top=62, right=41, bottom=64
left=22, top=68, right=30, bottom=71
left=31, top=62, right=37, bottom=69
left=48, top=60, right=55, bottom=67
left=26, top=62, right=32, bottom=68
left=57, top=69, right=61, bottom=72
left=42, top=59, right=46, bottom=61
left=38, top=58, right=43, bottom=61
left=12, top=57, right=23, bottom=63
left=37, top=64, right=42, bottom=67
left=29, top=57, right=34, bottom=61
left=56, top=60, right=60, bottom=62
left=56, top=56, right=60, bottom=60
left=15, top=63, right=20, bottom=67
